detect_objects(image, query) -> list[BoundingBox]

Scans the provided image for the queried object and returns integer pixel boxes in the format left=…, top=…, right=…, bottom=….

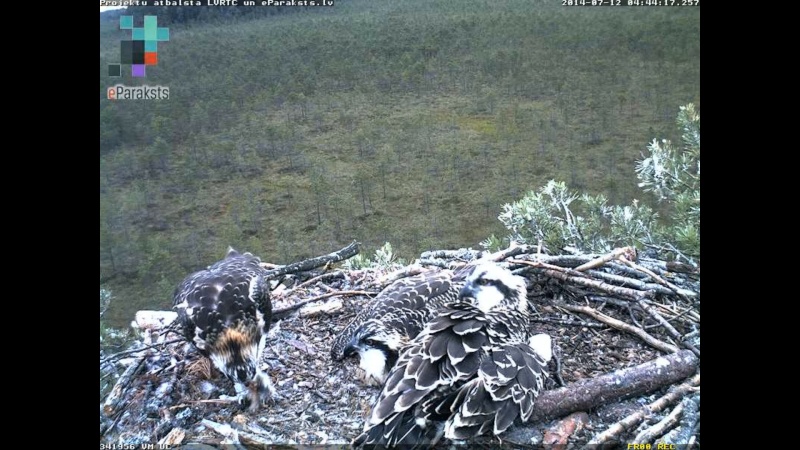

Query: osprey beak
left=459, top=283, right=479, bottom=301
left=343, top=337, right=359, bottom=358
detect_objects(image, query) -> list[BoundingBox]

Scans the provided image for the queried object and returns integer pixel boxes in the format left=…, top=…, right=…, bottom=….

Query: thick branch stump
left=488, top=351, right=698, bottom=447
left=529, top=350, right=698, bottom=423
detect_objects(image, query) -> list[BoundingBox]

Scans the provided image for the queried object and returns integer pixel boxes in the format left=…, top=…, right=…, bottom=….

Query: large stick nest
left=100, top=243, right=700, bottom=448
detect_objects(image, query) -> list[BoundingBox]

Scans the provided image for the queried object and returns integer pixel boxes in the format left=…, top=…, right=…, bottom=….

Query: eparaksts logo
left=107, top=85, right=170, bottom=100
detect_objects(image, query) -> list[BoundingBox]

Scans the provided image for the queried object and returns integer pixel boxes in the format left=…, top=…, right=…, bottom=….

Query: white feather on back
left=528, top=333, right=552, bottom=363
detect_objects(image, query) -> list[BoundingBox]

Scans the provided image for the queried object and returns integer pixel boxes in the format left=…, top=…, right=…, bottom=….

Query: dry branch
left=158, top=428, right=186, bottom=446
left=641, top=243, right=698, bottom=270
left=633, top=396, right=687, bottom=443
left=201, top=419, right=240, bottom=443
left=584, top=373, right=700, bottom=446
left=530, top=316, right=606, bottom=329
left=298, top=299, right=343, bottom=317
left=419, top=244, right=531, bottom=269
left=557, top=304, right=679, bottom=354
left=262, top=241, right=359, bottom=280
left=574, top=247, right=637, bottom=272
left=586, top=295, right=635, bottom=309
left=418, top=259, right=452, bottom=269
left=513, top=253, right=649, bottom=280
left=635, top=299, right=700, bottom=356
left=651, top=302, right=699, bottom=324
left=585, top=269, right=677, bottom=295
left=618, top=257, right=698, bottom=299
left=421, top=244, right=532, bottom=270
left=272, top=290, right=373, bottom=320
left=273, top=271, right=345, bottom=299
left=367, top=264, right=427, bottom=289
left=510, top=258, right=579, bottom=274
left=665, top=260, right=699, bottom=274
left=168, top=399, right=235, bottom=410
left=420, top=248, right=483, bottom=261
left=657, top=395, right=700, bottom=446
left=238, top=431, right=274, bottom=449
left=544, top=268, right=652, bottom=300
left=102, top=356, right=145, bottom=416
left=511, top=259, right=653, bottom=301
left=482, top=243, right=533, bottom=262
left=319, top=283, right=337, bottom=293
left=100, top=339, right=184, bottom=366
left=639, top=256, right=696, bottom=276
left=527, top=350, right=698, bottom=424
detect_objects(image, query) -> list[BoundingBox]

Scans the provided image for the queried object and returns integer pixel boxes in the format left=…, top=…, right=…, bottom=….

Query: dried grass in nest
left=186, top=357, right=213, bottom=380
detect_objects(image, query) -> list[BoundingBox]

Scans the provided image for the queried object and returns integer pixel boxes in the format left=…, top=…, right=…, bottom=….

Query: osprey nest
left=100, top=241, right=700, bottom=449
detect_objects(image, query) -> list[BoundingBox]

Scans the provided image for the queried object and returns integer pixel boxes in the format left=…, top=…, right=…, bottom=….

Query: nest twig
left=584, top=373, right=700, bottom=446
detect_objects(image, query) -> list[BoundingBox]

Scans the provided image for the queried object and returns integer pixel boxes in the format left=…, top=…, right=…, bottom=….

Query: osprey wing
left=443, top=341, right=550, bottom=439
left=173, top=251, right=268, bottom=352
left=353, top=304, right=490, bottom=448
left=331, top=270, right=458, bottom=360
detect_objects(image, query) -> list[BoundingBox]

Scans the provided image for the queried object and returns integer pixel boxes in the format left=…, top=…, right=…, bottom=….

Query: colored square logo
left=110, top=15, right=169, bottom=78
left=120, top=16, right=133, bottom=30
left=121, top=40, right=134, bottom=64
left=132, top=40, right=145, bottom=65
left=144, top=16, right=158, bottom=41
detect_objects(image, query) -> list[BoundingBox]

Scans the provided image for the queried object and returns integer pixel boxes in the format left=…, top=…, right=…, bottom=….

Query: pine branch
left=585, top=269, right=678, bottom=295
left=573, top=247, right=636, bottom=272
left=556, top=303, right=679, bottom=354
left=262, top=241, right=359, bottom=280
left=272, top=290, right=373, bottom=320
left=617, top=256, right=697, bottom=299
left=523, top=351, right=697, bottom=425
left=584, top=373, right=700, bottom=446
left=633, top=396, right=690, bottom=444
left=511, top=259, right=653, bottom=301
left=365, top=264, right=427, bottom=290
left=635, top=299, right=700, bottom=356
left=100, top=338, right=184, bottom=366
left=273, top=270, right=345, bottom=299
left=530, top=316, right=606, bottom=329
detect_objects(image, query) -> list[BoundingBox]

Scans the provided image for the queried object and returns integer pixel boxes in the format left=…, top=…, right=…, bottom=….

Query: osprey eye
left=365, top=338, right=376, bottom=346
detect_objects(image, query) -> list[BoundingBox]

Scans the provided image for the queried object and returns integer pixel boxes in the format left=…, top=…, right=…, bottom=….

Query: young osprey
left=331, top=270, right=465, bottom=385
left=173, top=248, right=277, bottom=410
left=352, top=263, right=552, bottom=448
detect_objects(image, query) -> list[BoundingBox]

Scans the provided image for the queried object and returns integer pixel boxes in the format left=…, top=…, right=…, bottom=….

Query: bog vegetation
left=99, top=0, right=700, bottom=326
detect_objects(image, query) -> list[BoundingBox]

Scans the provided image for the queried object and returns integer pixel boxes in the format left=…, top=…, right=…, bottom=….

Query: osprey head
left=343, top=320, right=405, bottom=385
left=459, top=263, right=528, bottom=313
left=209, top=326, right=275, bottom=410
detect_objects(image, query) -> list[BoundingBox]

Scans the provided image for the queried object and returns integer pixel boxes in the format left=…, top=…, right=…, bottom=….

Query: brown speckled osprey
left=331, top=269, right=465, bottom=386
left=173, top=248, right=276, bottom=410
left=352, top=264, right=552, bottom=449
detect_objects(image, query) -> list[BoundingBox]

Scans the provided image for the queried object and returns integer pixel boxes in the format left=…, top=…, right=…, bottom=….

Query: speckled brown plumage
left=331, top=269, right=466, bottom=385
left=353, top=264, right=551, bottom=449
left=173, top=248, right=276, bottom=409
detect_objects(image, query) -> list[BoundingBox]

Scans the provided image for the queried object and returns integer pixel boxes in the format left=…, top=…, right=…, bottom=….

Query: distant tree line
left=99, top=0, right=699, bottom=326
